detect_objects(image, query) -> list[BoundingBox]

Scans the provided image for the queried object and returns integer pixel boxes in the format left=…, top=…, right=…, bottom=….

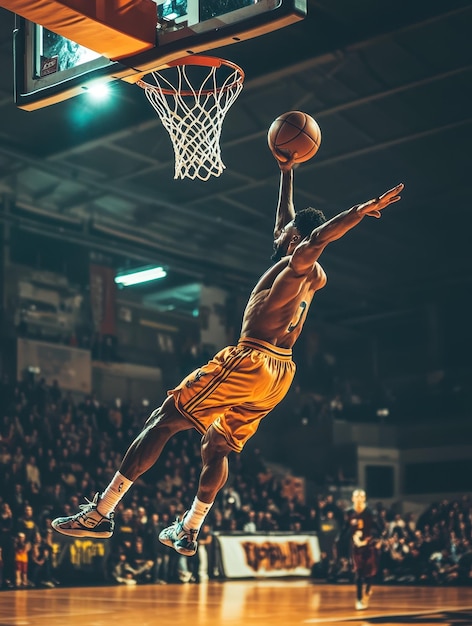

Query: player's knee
left=201, top=428, right=231, bottom=461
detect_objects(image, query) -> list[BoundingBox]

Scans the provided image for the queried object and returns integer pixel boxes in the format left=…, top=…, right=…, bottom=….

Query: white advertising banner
left=216, top=533, right=320, bottom=578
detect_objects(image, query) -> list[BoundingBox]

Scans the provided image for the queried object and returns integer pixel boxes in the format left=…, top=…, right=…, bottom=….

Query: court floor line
left=303, top=605, right=472, bottom=623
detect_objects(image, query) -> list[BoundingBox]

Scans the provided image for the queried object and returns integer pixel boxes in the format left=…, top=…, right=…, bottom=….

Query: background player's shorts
left=169, top=337, right=296, bottom=452
left=352, top=544, right=378, bottom=578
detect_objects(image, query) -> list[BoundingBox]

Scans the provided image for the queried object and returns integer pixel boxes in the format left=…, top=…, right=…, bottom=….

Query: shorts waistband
left=238, top=337, right=292, bottom=360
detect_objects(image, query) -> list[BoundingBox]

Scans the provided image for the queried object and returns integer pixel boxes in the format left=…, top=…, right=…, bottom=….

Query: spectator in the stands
left=111, top=549, right=137, bottom=586
left=0, top=503, right=14, bottom=589
left=194, top=523, right=212, bottom=582
left=16, top=505, right=39, bottom=544
left=29, top=530, right=55, bottom=588
left=388, top=513, right=407, bottom=538
left=144, top=512, right=170, bottom=584
left=303, top=505, right=321, bottom=533
left=242, top=507, right=258, bottom=533
left=320, top=494, right=344, bottom=527
left=128, top=536, right=154, bottom=584
left=258, top=510, right=279, bottom=532
left=113, top=507, right=138, bottom=553
left=14, top=532, right=31, bottom=588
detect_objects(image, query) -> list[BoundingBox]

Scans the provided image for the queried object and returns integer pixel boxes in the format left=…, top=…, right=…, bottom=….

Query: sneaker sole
left=174, top=544, right=197, bottom=557
left=51, top=523, right=113, bottom=538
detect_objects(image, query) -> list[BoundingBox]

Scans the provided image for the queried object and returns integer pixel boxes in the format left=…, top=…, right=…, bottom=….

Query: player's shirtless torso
left=240, top=256, right=327, bottom=349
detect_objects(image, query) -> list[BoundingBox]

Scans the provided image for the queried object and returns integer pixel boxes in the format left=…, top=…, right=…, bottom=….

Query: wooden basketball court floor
left=1, top=581, right=472, bottom=626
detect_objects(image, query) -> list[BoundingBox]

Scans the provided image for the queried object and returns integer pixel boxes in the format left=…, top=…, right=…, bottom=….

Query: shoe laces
left=171, top=513, right=197, bottom=542
left=172, top=515, right=181, bottom=527
left=179, top=522, right=198, bottom=543
left=77, top=495, right=99, bottom=519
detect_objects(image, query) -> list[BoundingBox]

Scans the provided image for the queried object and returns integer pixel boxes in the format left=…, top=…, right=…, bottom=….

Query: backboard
left=13, top=0, right=307, bottom=110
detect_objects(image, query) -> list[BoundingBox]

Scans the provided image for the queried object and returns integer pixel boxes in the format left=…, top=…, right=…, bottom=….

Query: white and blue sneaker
left=51, top=493, right=114, bottom=538
left=159, top=512, right=198, bottom=556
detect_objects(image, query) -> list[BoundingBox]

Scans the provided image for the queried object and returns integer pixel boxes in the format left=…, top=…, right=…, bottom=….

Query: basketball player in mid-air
left=51, top=150, right=403, bottom=557
left=341, top=489, right=382, bottom=610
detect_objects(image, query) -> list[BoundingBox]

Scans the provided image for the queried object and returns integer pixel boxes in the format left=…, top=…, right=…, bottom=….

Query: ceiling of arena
left=0, top=0, right=471, bottom=343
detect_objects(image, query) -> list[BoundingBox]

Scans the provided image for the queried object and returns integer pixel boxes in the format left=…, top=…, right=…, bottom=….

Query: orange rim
left=136, top=55, right=245, bottom=97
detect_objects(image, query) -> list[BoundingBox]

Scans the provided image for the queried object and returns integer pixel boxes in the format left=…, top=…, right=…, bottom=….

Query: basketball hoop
left=136, top=56, right=245, bottom=181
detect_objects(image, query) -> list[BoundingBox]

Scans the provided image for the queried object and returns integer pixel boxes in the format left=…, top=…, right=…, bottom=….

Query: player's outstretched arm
left=273, top=158, right=298, bottom=239
left=312, top=183, right=403, bottom=247
left=290, top=183, right=403, bottom=272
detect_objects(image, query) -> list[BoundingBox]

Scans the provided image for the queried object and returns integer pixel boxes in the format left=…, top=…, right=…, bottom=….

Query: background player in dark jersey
left=342, top=489, right=382, bottom=610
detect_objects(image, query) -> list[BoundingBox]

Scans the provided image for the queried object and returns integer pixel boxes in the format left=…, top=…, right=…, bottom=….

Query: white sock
left=183, top=497, right=213, bottom=532
left=98, top=472, right=133, bottom=517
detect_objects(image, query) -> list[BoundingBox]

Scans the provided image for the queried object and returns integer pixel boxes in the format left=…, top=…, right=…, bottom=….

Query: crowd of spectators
left=1, top=374, right=472, bottom=591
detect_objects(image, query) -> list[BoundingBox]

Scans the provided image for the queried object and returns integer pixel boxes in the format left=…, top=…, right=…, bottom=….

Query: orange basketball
left=268, top=111, right=321, bottom=163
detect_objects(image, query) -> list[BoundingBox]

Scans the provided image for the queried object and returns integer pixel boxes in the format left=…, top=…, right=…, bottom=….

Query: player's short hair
left=293, top=207, right=327, bottom=239
left=352, top=489, right=366, bottom=498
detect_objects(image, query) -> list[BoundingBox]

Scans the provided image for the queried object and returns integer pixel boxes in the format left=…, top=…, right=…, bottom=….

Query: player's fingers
left=386, top=183, right=404, bottom=194
left=378, top=194, right=401, bottom=207
left=380, top=185, right=403, bottom=201
left=274, top=147, right=291, bottom=162
left=273, top=149, right=289, bottom=163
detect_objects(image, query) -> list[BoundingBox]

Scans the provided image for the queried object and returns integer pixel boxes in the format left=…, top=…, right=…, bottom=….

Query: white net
left=137, top=57, right=244, bottom=181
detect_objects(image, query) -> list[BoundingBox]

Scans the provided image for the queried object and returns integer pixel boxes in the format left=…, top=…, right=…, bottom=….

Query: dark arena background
left=0, top=1, right=471, bottom=625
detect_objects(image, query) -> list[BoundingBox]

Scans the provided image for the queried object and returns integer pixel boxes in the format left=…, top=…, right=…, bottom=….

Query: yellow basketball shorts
left=169, top=337, right=296, bottom=452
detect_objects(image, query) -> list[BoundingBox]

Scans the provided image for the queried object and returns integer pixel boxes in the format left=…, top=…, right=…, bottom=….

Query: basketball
left=268, top=111, right=321, bottom=163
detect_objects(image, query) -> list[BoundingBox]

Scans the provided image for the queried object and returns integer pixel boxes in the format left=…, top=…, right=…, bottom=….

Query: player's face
left=271, top=223, right=300, bottom=262
left=352, top=490, right=366, bottom=509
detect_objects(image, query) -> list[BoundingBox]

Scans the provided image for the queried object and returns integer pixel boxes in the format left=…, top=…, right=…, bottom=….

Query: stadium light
left=85, top=82, right=111, bottom=101
left=115, top=266, right=167, bottom=287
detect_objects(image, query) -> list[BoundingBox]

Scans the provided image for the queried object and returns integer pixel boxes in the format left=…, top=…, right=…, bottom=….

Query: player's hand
left=353, top=531, right=367, bottom=547
left=273, top=148, right=299, bottom=172
left=356, top=183, right=404, bottom=218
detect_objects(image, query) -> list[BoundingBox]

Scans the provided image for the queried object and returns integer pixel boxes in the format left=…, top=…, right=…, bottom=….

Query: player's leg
left=119, top=395, right=193, bottom=480
left=356, top=575, right=364, bottom=602
left=51, top=396, right=193, bottom=538
left=362, top=545, right=377, bottom=606
left=159, top=425, right=232, bottom=556
left=355, top=574, right=367, bottom=610
left=363, top=576, right=373, bottom=605
left=197, top=424, right=232, bottom=502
